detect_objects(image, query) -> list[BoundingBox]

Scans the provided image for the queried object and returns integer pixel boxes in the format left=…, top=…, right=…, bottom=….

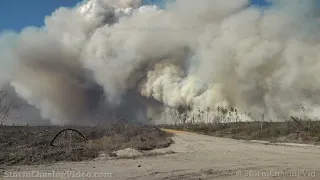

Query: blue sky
left=0, top=0, right=269, bottom=33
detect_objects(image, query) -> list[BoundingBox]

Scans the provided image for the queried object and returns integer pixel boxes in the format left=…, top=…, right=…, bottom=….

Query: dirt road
left=3, top=129, right=320, bottom=180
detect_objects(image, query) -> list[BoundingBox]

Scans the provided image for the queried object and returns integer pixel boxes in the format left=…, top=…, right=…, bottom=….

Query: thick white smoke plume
left=1, top=0, right=320, bottom=125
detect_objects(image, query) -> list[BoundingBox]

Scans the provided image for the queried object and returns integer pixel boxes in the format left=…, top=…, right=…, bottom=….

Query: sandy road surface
left=2, top=129, right=320, bottom=180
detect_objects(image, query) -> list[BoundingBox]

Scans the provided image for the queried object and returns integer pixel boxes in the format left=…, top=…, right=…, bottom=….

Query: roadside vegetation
left=160, top=106, right=320, bottom=145
left=0, top=123, right=173, bottom=166
left=0, top=90, right=173, bottom=166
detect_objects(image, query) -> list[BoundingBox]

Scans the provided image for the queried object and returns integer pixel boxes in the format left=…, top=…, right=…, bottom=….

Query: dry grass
left=0, top=122, right=173, bottom=166
left=160, top=106, right=320, bottom=144
left=161, top=120, right=320, bottom=144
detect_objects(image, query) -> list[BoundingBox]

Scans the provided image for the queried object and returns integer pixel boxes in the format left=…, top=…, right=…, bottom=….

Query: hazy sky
left=0, top=0, right=270, bottom=32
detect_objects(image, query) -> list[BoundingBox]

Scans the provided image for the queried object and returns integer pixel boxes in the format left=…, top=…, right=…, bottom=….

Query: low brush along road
left=3, top=129, right=320, bottom=180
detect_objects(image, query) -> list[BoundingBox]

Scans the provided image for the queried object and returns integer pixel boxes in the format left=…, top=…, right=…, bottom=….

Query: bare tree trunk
left=260, top=114, right=264, bottom=131
left=0, top=91, right=18, bottom=126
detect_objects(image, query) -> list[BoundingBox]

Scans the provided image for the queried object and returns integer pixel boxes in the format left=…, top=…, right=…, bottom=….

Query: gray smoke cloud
left=1, top=0, right=320, bottom=125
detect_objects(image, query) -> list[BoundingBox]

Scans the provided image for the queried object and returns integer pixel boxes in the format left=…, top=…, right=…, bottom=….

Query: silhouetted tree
left=0, top=91, right=19, bottom=126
